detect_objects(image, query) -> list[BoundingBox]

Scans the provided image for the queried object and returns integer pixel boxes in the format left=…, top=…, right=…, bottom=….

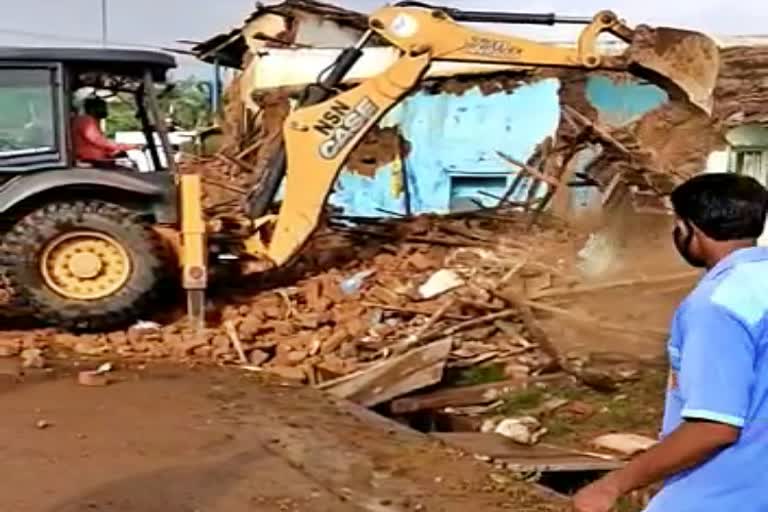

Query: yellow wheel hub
left=40, top=231, right=132, bottom=300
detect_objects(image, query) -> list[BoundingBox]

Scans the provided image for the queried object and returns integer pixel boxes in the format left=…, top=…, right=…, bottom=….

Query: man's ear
left=689, top=222, right=711, bottom=250
left=673, top=217, right=688, bottom=235
left=693, top=221, right=711, bottom=238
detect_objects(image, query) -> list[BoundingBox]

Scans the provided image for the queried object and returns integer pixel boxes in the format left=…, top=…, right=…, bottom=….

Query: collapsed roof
left=191, top=0, right=368, bottom=68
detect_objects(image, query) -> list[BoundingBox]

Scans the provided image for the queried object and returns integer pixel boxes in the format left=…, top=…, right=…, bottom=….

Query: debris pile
left=556, top=100, right=719, bottom=199
left=199, top=212, right=587, bottom=394
left=0, top=213, right=576, bottom=378
left=0, top=209, right=690, bottom=409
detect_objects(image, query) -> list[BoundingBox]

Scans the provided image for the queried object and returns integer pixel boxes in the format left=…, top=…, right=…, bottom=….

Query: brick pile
left=0, top=212, right=587, bottom=387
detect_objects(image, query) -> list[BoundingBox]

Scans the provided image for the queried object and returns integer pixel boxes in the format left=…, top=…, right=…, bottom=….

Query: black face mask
left=673, top=220, right=707, bottom=268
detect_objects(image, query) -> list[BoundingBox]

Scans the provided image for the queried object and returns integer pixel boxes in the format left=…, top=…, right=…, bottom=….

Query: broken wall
left=332, top=77, right=562, bottom=217
left=218, top=68, right=726, bottom=220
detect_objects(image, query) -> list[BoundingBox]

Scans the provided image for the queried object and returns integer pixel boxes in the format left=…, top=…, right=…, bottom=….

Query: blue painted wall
left=328, top=74, right=669, bottom=218
left=569, top=77, right=668, bottom=211
left=585, top=76, right=667, bottom=127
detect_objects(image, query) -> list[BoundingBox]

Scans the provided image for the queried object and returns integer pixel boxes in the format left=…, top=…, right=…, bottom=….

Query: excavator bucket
left=626, top=26, right=720, bottom=114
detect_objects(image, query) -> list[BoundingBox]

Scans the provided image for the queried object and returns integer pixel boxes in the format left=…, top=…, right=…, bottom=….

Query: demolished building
left=191, top=0, right=768, bottom=219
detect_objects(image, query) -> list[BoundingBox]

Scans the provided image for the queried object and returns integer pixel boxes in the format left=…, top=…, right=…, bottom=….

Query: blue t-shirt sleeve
left=678, top=301, right=756, bottom=427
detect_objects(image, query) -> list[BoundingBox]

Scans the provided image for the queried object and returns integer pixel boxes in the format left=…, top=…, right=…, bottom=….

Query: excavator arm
left=372, top=5, right=718, bottom=112
left=238, top=3, right=719, bottom=268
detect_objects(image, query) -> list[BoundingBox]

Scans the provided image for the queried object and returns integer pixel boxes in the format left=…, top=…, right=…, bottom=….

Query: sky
left=1, top=0, right=766, bottom=78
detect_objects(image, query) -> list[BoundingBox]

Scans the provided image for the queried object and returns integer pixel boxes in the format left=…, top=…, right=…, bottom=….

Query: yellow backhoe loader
left=178, top=2, right=719, bottom=328
left=0, top=3, right=718, bottom=331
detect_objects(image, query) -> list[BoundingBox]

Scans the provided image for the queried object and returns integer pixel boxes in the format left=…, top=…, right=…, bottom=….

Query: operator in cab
left=574, top=172, right=768, bottom=512
left=71, top=96, right=141, bottom=165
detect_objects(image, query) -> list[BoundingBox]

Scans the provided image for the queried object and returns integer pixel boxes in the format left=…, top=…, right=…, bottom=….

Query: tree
left=105, top=96, right=141, bottom=136
left=104, top=77, right=212, bottom=136
left=160, top=77, right=212, bottom=130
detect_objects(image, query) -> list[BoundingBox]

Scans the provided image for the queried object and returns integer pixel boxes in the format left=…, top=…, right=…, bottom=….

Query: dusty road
left=0, top=363, right=561, bottom=512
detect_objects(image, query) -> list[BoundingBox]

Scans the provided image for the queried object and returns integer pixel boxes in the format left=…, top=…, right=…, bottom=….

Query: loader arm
left=240, top=3, right=719, bottom=267
left=245, top=53, right=431, bottom=265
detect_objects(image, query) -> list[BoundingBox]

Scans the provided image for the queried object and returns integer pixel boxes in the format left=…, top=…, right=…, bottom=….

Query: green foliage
left=498, top=368, right=667, bottom=447
left=105, top=97, right=141, bottom=137
left=104, top=77, right=212, bottom=136
left=159, top=77, right=212, bottom=130
left=451, top=364, right=506, bottom=386
left=498, top=388, right=546, bottom=413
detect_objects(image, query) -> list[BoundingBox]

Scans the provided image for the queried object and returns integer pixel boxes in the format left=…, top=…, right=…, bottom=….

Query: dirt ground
left=0, top=362, right=567, bottom=512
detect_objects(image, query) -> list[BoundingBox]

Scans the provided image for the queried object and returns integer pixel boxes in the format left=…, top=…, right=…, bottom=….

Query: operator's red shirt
left=71, top=114, right=133, bottom=161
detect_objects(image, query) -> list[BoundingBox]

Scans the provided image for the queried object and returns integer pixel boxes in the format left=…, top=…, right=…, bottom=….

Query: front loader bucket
left=626, top=25, right=720, bottom=114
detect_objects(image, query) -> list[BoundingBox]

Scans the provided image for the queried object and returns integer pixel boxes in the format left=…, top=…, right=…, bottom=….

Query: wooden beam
left=434, top=433, right=623, bottom=472
left=391, top=374, right=565, bottom=414
left=319, top=339, right=452, bottom=408
left=563, top=105, right=631, bottom=154
left=496, top=151, right=561, bottom=188
left=529, top=271, right=699, bottom=299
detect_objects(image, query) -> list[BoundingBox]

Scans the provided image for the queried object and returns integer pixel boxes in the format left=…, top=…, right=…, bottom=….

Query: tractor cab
left=0, top=47, right=177, bottom=174
left=0, top=48, right=181, bottom=331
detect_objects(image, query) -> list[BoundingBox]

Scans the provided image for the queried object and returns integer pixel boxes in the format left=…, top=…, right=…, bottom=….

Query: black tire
left=0, top=201, right=171, bottom=331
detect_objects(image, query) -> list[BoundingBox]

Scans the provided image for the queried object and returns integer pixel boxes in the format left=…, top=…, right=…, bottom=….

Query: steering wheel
left=114, top=150, right=142, bottom=170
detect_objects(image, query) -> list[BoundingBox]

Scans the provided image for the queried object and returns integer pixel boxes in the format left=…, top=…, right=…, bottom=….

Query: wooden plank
left=390, top=374, right=565, bottom=415
left=391, top=380, right=524, bottom=414
left=421, top=308, right=519, bottom=343
left=360, top=302, right=470, bottom=321
left=496, top=151, right=561, bottom=188
left=530, top=271, right=699, bottom=299
left=563, top=105, right=631, bottom=154
left=434, top=432, right=623, bottom=472
left=320, top=339, right=452, bottom=407
left=330, top=396, right=428, bottom=440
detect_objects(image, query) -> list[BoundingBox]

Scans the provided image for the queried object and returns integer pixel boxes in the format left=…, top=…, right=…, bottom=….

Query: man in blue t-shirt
left=573, top=173, right=768, bottom=512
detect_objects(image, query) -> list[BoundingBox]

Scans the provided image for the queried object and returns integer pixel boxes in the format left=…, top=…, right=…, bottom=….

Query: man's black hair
left=83, top=96, right=106, bottom=113
left=670, top=172, right=768, bottom=241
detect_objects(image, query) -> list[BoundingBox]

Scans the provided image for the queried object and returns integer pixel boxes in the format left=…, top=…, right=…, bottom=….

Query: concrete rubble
left=591, top=433, right=658, bottom=456
left=484, top=416, right=548, bottom=446
left=77, top=370, right=111, bottom=387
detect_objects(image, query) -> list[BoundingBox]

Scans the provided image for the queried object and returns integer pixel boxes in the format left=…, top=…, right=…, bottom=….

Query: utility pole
left=100, top=0, right=108, bottom=46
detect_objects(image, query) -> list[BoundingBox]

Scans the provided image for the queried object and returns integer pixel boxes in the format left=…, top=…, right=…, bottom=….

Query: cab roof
left=0, top=47, right=176, bottom=81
